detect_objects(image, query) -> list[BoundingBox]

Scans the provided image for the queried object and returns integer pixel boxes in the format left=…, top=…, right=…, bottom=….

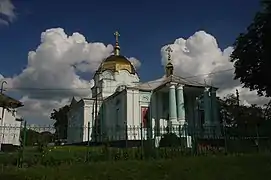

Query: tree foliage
left=50, top=105, right=70, bottom=140
left=219, top=93, right=268, bottom=125
left=230, top=1, right=271, bottom=96
left=219, top=93, right=271, bottom=136
left=159, top=133, right=181, bottom=147
left=21, top=129, right=54, bottom=146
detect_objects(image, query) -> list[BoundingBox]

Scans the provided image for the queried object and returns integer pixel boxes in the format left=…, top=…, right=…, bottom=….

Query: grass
left=0, top=145, right=196, bottom=167
left=0, top=154, right=271, bottom=180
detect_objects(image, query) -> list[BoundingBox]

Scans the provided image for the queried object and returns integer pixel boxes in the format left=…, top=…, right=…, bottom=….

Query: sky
left=0, top=0, right=269, bottom=125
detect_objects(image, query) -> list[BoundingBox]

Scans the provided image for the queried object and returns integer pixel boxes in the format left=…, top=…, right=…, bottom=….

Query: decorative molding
left=204, top=87, right=210, bottom=92
left=142, top=95, right=149, bottom=102
left=140, top=93, right=150, bottom=102
left=167, top=82, right=178, bottom=87
left=168, top=83, right=176, bottom=89
left=177, top=84, right=184, bottom=90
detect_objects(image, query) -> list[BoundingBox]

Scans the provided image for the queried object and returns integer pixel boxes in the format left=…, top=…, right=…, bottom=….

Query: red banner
left=141, top=107, right=148, bottom=128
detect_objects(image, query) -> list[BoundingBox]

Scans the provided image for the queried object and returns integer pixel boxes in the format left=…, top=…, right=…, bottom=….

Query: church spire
left=114, top=31, right=120, bottom=56
left=165, top=46, right=174, bottom=77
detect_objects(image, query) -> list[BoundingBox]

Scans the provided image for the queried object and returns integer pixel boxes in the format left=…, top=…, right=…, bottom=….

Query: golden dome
left=97, top=55, right=136, bottom=74
left=96, top=31, right=136, bottom=74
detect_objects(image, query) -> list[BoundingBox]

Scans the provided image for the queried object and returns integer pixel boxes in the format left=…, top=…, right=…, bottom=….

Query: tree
left=219, top=93, right=271, bottom=136
left=219, top=94, right=240, bottom=126
left=219, top=93, right=267, bottom=126
left=21, top=129, right=54, bottom=146
left=230, top=1, right=271, bottom=96
left=50, top=105, right=70, bottom=140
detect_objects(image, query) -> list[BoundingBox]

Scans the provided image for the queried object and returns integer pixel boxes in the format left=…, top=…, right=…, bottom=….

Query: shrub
left=159, top=133, right=181, bottom=147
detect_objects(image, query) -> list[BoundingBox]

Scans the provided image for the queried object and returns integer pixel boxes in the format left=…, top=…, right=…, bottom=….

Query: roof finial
left=166, top=46, right=173, bottom=61
left=114, top=31, right=120, bottom=56
left=165, top=46, right=174, bottom=77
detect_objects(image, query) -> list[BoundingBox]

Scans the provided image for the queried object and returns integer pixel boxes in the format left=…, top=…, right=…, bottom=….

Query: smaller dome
left=97, top=55, right=136, bottom=74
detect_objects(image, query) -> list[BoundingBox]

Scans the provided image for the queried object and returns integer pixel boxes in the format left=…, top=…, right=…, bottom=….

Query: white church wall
left=138, top=91, right=152, bottom=140
left=82, top=99, right=94, bottom=142
left=104, top=98, right=115, bottom=140
left=67, top=101, right=87, bottom=144
left=156, top=93, right=166, bottom=135
left=93, top=70, right=140, bottom=99
left=150, top=93, right=157, bottom=139
left=67, top=98, right=97, bottom=144
left=114, top=70, right=139, bottom=86
left=103, top=90, right=127, bottom=141
left=0, top=107, right=21, bottom=146
left=126, top=89, right=141, bottom=140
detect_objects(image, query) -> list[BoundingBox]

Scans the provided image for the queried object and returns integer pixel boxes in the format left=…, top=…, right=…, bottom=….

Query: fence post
left=140, top=122, right=143, bottom=159
left=191, top=125, right=197, bottom=155
left=125, top=121, right=128, bottom=148
left=255, top=123, right=260, bottom=152
left=223, top=124, right=228, bottom=154
left=86, top=122, right=90, bottom=162
left=18, top=121, right=27, bottom=167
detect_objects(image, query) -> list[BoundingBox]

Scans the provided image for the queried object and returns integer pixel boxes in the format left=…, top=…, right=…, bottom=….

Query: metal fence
left=0, top=122, right=270, bottom=167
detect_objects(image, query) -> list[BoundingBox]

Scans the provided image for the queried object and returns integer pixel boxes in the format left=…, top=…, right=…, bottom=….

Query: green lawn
left=1, top=154, right=271, bottom=180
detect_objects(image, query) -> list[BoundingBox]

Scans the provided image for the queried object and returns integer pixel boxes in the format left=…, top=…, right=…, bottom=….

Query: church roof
left=94, top=31, right=136, bottom=75
left=135, top=74, right=216, bottom=91
left=96, top=55, right=136, bottom=75
left=0, top=93, right=23, bottom=108
left=70, top=97, right=78, bottom=105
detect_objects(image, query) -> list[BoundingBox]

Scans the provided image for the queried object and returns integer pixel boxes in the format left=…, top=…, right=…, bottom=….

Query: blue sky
left=0, top=0, right=267, bottom=124
left=0, top=0, right=261, bottom=81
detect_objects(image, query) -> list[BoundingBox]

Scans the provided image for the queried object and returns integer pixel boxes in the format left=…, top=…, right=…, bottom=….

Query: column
left=211, top=88, right=221, bottom=136
left=153, top=92, right=158, bottom=136
left=147, top=93, right=154, bottom=140
left=176, top=85, right=185, bottom=125
left=155, top=92, right=161, bottom=147
left=168, top=84, right=178, bottom=128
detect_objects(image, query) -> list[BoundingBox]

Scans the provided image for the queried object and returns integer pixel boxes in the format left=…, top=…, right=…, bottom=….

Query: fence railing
left=0, top=123, right=270, bottom=149
left=0, top=122, right=270, bottom=167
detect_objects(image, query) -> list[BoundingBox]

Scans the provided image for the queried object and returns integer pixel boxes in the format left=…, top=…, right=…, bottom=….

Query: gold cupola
left=96, top=31, right=136, bottom=74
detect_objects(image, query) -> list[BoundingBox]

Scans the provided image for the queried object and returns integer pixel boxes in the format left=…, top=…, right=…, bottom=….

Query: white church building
left=67, top=32, right=221, bottom=146
left=0, top=93, right=24, bottom=150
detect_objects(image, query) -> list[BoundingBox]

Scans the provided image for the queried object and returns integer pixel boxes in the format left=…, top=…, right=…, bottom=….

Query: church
left=67, top=31, right=221, bottom=147
left=0, top=92, right=24, bottom=150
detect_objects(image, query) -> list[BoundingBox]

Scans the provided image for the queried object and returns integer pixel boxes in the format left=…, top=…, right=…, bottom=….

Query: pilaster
left=211, top=88, right=221, bottom=136
left=203, top=87, right=211, bottom=126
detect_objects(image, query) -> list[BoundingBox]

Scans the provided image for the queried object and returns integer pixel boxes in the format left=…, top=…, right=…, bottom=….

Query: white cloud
left=161, top=31, right=270, bottom=106
left=9, top=28, right=113, bottom=100
left=128, top=57, right=141, bottom=69
left=0, top=0, right=16, bottom=25
left=17, top=96, right=70, bottom=125
left=2, top=28, right=140, bottom=124
left=2, top=29, right=269, bottom=124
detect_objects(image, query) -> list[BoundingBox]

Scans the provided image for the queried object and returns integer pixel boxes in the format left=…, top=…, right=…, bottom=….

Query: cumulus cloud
left=161, top=31, right=270, bottom=106
left=128, top=57, right=141, bottom=69
left=3, top=28, right=140, bottom=124
left=3, top=29, right=268, bottom=124
left=9, top=28, right=114, bottom=101
left=0, top=0, right=16, bottom=25
left=17, top=96, right=70, bottom=125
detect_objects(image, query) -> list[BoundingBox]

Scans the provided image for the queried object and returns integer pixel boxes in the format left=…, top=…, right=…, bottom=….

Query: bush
left=159, top=133, right=181, bottom=147
left=1, top=144, right=19, bottom=152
